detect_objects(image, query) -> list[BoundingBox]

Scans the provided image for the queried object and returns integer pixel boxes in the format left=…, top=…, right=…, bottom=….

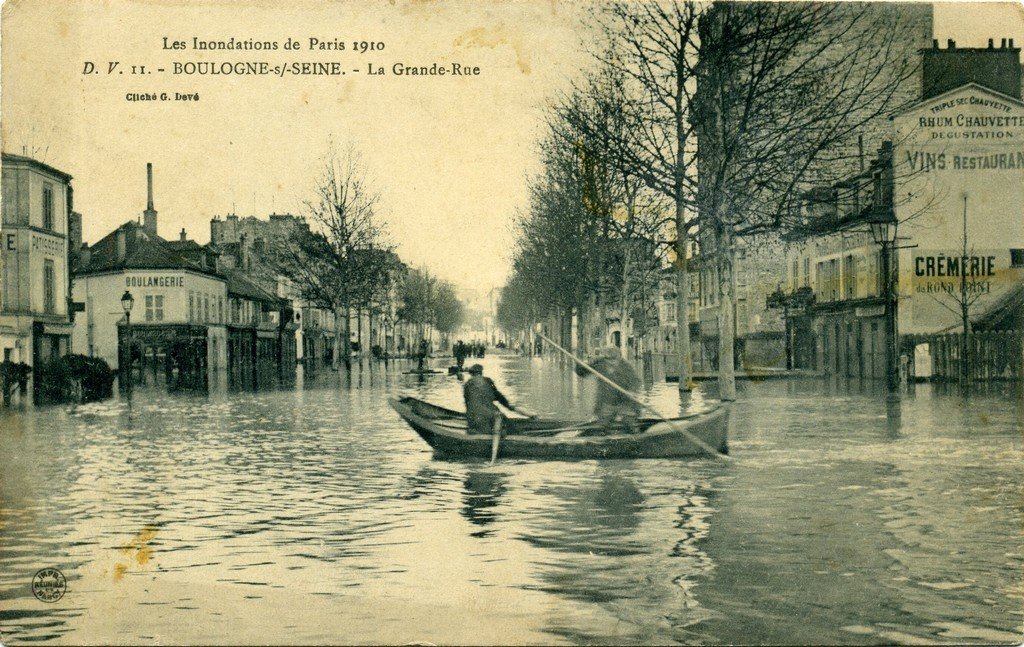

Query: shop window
left=42, top=184, right=54, bottom=231
left=43, top=260, right=55, bottom=313
left=1011, top=249, right=1024, bottom=268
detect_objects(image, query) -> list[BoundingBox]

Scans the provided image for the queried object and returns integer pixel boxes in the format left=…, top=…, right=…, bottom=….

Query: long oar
left=536, top=332, right=731, bottom=461
left=490, top=416, right=502, bottom=464
left=489, top=404, right=532, bottom=464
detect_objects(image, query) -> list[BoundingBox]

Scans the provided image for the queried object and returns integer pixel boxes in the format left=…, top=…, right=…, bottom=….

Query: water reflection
left=0, top=357, right=1021, bottom=644
left=885, top=393, right=903, bottom=438
left=461, top=470, right=507, bottom=536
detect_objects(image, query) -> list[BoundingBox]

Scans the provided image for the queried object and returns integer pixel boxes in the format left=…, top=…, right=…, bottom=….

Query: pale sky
left=2, top=1, right=1022, bottom=294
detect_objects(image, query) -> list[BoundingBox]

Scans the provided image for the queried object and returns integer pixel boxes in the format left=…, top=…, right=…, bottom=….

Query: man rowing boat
left=463, top=364, right=525, bottom=435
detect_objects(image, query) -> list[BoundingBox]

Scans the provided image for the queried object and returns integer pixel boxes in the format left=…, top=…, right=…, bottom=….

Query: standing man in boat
left=463, top=364, right=522, bottom=435
left=415, top=338, right=429, bottom=372
left=576, top=346, right=642, bottom=428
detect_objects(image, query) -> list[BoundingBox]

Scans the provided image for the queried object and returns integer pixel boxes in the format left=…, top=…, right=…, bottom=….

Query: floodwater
left=1, top=355, right=1021, bottom=645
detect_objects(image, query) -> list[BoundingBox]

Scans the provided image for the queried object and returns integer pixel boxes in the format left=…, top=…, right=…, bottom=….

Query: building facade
left=781, top=148, right=896, bottom=378
left=0, top=153, right=76, bottom=401
left=72, top=222, right=229, bottom=390
left=72, top=165, right=231, bottom=390
left=781, top=39, right=1024, bottom=380
left=224, top=269, right=294, bottom=389
left=211, top=213, right=312, bottom=373
left=694, top=3, right=933, bottom=371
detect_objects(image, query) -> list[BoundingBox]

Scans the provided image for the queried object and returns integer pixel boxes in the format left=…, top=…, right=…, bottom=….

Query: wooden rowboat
left=388, top=396, right=729, bottom=460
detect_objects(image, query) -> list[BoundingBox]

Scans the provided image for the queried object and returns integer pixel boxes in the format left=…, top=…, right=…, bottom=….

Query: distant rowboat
left=389, top=396, right=729, bottom=460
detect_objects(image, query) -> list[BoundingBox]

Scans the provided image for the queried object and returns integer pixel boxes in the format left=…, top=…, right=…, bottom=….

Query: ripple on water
left=0, top=366, right=1021, bottom=644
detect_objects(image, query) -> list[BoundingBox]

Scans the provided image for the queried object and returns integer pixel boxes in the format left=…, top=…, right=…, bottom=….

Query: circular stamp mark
left=32, top=568, right=66, bottom=603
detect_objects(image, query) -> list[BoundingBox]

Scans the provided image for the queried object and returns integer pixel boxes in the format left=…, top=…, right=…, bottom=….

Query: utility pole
left=882, top=234, right=899, bottom=393
left=960, top=194, right=970, bottom=388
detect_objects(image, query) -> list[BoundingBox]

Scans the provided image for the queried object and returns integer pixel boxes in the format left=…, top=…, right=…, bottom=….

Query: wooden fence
left=909, top=330, right=1022, bottom=382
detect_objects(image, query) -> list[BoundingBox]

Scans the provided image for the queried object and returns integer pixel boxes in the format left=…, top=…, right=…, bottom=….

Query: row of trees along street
left=269, top=144, right=464, bottom=369
left=499, top=0, right=922, bottom=399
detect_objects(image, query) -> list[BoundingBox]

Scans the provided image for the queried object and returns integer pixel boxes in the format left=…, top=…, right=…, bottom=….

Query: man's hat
left=466, top=364, right=484, bottom=375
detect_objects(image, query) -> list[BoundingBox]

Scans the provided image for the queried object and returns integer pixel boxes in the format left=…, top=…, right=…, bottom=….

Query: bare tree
left=432, top=281, right=465, bottom=347
left=274, top=144, right=391, bottom=370
left=692, top=1, right=924, bottom=399
left=927, top=194, right=987, bottom=388
left=608, top=179, right=672, bottom=359
left=577, top=2, right=702, bottom=390
left=509, top=116, right=618, bottom=353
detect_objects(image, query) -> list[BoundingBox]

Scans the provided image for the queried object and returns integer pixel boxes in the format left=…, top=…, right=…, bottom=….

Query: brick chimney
left=921, top=37, right=1022, bottom=100
left=116, top=227, right=127, bottom=262
left=142, top=163, right=158, bottom=237
left=180, top=227, right=188, bottom=242
left=240, top=233, right=250, bottom=270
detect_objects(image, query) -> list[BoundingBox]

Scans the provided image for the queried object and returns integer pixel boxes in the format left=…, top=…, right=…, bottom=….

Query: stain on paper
left=453, top=25, right=531, bottom=75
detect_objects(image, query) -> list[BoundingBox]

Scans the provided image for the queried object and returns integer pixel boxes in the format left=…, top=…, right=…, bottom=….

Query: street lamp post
left=868, top=213, right=899, bottom=393
left=121, top=290, right=134, bottom=399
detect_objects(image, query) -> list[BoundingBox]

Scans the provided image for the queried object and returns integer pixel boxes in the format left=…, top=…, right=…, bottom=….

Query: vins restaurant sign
left=904, top=90, right=1024, bottom=172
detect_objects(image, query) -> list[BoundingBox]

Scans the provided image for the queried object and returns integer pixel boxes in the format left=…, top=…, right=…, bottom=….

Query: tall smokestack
left=143, top=163, right=158, bottom=237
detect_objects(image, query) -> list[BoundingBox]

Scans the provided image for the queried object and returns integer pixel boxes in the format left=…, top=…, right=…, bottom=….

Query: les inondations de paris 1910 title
left=95, top=34, right=484, bottom=101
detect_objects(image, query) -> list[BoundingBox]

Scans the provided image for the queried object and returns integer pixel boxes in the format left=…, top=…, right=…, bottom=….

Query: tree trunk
left=578, top=296, right=595, bottom=357
left=368, top=308, right=375, bottom=359
left=342, top=304, right=352, bottom=370
left=356, top=307, right=363, bottom=356
left=331, top=305, right=343, bottom=370
left=675, top=202, right=692, bottom=391
left=620, top=243, right=632, bottom=359
left=674, top=72, right=692, bottom=390
left=717, top=225, right=737, bottom=401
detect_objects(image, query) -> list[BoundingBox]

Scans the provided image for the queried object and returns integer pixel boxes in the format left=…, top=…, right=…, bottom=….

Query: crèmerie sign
left=913, top=253, right=997, bottom=295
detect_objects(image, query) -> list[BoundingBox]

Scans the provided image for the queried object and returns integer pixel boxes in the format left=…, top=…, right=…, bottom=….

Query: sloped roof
left=164, top=239, right=204, bottom=252
left=972, top=282, right=1024, bottom=331
left=77, top=221, right=220, bottom=277
left=1, top=152, right=73, bottom=182
left=224, top=268, right=281, bottom=304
